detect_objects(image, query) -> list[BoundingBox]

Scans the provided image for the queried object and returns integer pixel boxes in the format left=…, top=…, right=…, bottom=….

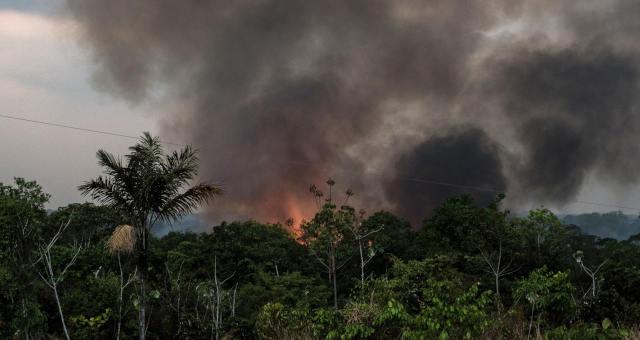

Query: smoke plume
left=64, top=0, right=640, bottom=226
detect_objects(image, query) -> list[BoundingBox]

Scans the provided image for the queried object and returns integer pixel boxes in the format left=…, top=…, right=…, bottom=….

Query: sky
left=0, top=0, right=167, bottom=209
left=2, top=1, right=640, bottom=224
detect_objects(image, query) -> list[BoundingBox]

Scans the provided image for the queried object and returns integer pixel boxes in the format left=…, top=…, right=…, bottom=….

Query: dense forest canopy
left=2, top=174, right=640, bottom=339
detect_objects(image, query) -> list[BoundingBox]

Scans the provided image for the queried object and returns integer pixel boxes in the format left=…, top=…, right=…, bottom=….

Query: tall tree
left=0, top=178, right=50, bottom=339
left=79, top=132, right=222, bottom=340
left=301, top=179, right=356, bottom=308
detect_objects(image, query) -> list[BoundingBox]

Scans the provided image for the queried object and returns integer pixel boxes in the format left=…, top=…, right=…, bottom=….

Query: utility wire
left=0, top=113, right=186, bottom=147
left=402, top=177, right=503, bottom=193
left=572, top=200, right=639, bottom=212
left=2, top=112, right=639, bottom=212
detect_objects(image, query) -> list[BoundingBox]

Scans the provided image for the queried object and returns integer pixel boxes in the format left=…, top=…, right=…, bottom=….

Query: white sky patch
left=0, top=10, right=52, bottom=38
left=480, top=19, right=527, bottom=39
left=0, top=10, right=166, bottom=209
left=478, top=14, right=571, bottom=44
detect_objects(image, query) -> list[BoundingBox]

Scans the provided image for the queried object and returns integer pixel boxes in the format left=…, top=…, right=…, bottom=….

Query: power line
left=401, top=177, right=503, bottom=193
left=1, top=112, right=639, bottom=212
left=572, top=200, right=639, bottom=212
left=0, top=113, right=186, bottom=147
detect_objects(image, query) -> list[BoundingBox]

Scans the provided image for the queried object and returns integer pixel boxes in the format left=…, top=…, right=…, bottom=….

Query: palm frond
left=160, top=146, right=199, bottom=196
left=128, top=132, right=163, bottom=168
left=78, top=176, right=131, bottom=210
left=156, top=183, right=223, bottom=224
left=96, top=149, right=123, bottom=175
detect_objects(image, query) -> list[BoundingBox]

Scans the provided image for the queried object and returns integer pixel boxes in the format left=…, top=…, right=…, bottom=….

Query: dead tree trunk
left=478, top=241, right=518, bottom=314
left=34, top=219, right=81, bottom=340
left=117, top=252, right=136, bottom=340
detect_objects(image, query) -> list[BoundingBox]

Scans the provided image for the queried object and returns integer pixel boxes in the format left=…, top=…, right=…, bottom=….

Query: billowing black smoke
left=63, top=0, right=640, bottom=225
left=488, top=47, right=640, bottom=202
left=387, top=127, right=506, bottom=225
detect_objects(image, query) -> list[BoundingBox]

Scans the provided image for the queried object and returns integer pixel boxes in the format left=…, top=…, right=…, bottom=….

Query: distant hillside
left=153, top=214, right=207, bottom=236
left=49, top=209, right=207, bottom=236
left=562, top=211, right=640, bottom=240
left=49, top=208, right=639, bottom=240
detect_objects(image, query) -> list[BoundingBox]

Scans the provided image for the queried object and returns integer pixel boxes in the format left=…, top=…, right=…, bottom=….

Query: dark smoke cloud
left=64, top=0, right=640, bottom=225
left=484, top=42, right=640, bottom=204
left=386, top=127, right=506, bottom=225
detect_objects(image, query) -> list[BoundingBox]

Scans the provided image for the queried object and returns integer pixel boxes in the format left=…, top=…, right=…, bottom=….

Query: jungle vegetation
left=2, top=134, right=640, bottom=339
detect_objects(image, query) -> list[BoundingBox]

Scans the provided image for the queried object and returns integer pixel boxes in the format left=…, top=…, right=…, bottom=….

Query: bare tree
left=574, top=250, right=607, bottom=298
left=34, top=219, right=82, bottom=340
left=478, top=240, right=518, bottom=312
left=116, top=252, right=137, bottom=340
left=165, top=260, right=189, bottom=336
left=350, top=209, right=383, bottom=288
left=196, top=256, right=236, bottom=340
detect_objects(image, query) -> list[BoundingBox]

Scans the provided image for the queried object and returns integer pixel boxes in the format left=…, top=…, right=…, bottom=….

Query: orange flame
left=282, top=194, right=307, bottom=239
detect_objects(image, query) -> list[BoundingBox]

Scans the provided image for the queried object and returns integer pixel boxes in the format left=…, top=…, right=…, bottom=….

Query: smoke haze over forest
left=62, top=0, right=640, bottom=225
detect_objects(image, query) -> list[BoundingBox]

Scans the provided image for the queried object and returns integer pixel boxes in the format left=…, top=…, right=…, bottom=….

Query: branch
left=220, top=271, right=236, bottom=286
left=337, top=254, right=355, bottom=270
left=311, top=252, right=330, bottom=271
left=57, top=245, right=82, bottom=284
left=360, top=226, right=384, bottom=239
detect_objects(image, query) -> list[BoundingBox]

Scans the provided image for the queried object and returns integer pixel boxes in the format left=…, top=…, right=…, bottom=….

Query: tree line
left=2, top=133, right=640, bottom=339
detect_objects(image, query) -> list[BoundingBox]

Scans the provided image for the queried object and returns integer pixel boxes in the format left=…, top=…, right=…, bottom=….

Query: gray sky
left=0, top=1, right=164, bottom=209
left=1, top=0, right=640, bottom=218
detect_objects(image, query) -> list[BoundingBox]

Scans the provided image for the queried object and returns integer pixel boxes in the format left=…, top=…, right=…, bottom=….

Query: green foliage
left=46, top=202, right=124, bottom=243
left=544, top=319, right=630, bottom=340
left=326, top=301, right=378, bottom=339
left=301, top=201, right=359, bottom=307
left=514, top=266, right=576, bottom=330
left=416, top=195, right=480, bottom=255
left=5, top=175, right=640, bottom=339
left=374, top=283, right=492, bottom=340
left=69, top=308, right=112, bottom=339
left=513, top=208, right=574, bottom=272
left=302, top=203, right=356, bottom=257
left=255, top=302, right=313, bottom=339
left=0, top=178, right=50, bottom=338
left=10, top=299, right=47, bottom=337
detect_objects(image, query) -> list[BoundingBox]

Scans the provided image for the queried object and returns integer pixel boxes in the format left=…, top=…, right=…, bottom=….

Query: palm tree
left=79, top=132, right=222, bottom=340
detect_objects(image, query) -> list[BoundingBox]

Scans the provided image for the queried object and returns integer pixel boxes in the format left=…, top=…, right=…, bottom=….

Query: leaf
left=602, top=318, right=612, bottom=330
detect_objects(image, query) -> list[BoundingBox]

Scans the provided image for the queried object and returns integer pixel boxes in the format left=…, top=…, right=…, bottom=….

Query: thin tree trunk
left=53, top=285, right=71, bottom=340
left=22, top=298, right=30, bottom=340
left=331, top=249, right=338, bottom=308
left=231, top=283, right=238, bottom=318
left=527, top=302, right=535, bottom=339
left=359, top=239, right=365, bottom=287
left=138, top=246, right=147, bottom=340
left=117, top=252, right=125, bottom=340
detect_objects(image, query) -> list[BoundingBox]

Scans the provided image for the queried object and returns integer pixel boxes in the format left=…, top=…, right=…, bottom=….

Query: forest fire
left=281, top=195, right=308, bottom=239
left=5, top=0, right=640, bottom=338
left=68, top=0, right=640, bottom=233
